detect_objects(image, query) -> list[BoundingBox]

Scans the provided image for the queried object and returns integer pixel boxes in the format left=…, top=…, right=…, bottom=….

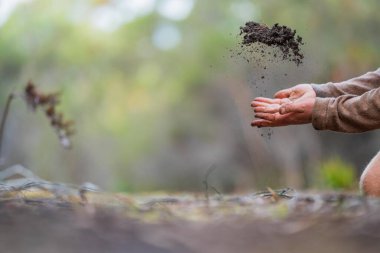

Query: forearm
left=311, top=68, right=380, bottom=98
left=312, top=87, right=380, bottom=133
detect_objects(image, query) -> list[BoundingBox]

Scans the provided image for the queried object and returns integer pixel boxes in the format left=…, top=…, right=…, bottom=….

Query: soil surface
left=2, top=186, right=380, bottom=253
left=239, top=21, right=304, bottom=66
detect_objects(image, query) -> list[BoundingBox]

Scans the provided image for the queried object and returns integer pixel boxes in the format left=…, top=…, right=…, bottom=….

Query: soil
left=239, top=21, right=304, bottom=66
left=2, top=187, right=380, bottom=253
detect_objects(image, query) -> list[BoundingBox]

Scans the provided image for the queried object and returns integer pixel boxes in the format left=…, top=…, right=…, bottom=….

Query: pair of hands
left=251, top=84, right=317, bottom=127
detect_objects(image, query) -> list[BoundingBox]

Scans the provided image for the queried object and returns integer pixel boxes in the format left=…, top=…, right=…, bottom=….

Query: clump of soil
left=239, top=21, right=304, bottom=66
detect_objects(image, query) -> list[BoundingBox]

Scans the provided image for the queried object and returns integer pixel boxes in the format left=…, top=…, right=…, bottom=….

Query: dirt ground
left=0, top=186, right=380, bottom=253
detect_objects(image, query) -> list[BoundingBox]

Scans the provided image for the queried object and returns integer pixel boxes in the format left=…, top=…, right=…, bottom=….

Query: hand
left=251, top=84, right=316, bottom=127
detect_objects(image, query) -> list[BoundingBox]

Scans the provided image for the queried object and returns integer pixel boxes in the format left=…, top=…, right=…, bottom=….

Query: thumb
left=274, top=88, right=292, bottom=99
left=280, top=102, right=305, bottom=114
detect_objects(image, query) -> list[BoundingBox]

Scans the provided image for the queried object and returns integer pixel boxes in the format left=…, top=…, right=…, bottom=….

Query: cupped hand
left=250, top=84, right=316, bottom=127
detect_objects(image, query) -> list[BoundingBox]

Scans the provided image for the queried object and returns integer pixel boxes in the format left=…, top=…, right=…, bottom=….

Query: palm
left=251, top=84, right=316, bottom=127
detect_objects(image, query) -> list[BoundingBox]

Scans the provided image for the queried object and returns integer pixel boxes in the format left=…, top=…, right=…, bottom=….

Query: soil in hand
left=239, top=21, right=304, bottom=66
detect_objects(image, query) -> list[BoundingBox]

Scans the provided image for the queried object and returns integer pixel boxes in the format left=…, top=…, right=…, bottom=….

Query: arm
left=251, top=79, right=380, bottom=133
left=312, top=87, right=380, bottom=133
left=311, top=68, right=380, bottom=98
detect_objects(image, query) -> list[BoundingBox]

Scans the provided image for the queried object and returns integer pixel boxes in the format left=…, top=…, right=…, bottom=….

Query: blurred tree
left=0, top=0, right=379, bottom=192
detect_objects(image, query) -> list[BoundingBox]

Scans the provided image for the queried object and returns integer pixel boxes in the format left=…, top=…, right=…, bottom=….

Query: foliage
left=0, top=0, right=379, bottom=191
left=319, top=157, right=356, bottom=190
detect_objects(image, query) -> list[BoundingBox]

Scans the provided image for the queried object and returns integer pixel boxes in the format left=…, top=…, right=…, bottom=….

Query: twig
left=0, top=93, right=15, bottom=165
left=267, top=187, right=280, bottom=202
left=203, top=164, right=216, bottom=202
left=210, top=186, right=223, bottom=201
left=203, top=164, right=223, bottom=202
left=142, top=198, right=179, bottom=209
left=252, top=187, right=294, bottom=199
left=210, top=186, right=221, bottom=196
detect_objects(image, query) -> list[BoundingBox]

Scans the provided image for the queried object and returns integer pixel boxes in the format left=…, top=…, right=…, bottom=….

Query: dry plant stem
left=267, top=187, right=280, bottom=202
left=203, top=165, right=216, bottom=203
left=0, top=93, right=15, bottom=165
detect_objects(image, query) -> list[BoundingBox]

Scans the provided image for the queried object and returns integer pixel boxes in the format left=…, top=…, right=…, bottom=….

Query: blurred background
left=0, top=0, right=379, bottom=192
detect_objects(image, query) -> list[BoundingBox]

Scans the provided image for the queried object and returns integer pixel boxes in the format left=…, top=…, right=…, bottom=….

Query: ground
left=0, top=183, right=380, bottom=253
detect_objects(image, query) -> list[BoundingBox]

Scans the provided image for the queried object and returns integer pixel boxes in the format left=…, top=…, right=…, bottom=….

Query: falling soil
left=239, top=21, right=304, bottom=66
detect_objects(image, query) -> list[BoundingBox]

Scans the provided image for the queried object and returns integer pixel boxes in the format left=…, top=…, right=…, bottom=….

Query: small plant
left=319, top=157, right=356, bottom=190
left=0, top=81, right=74, bottom=162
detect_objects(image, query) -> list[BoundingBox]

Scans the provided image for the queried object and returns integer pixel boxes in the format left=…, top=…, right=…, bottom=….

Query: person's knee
left=360, top=152, right=380, bottom=197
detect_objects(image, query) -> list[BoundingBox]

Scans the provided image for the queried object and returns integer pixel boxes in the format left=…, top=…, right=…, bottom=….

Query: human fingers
left=252, top=97, right=291, bottom=106
left=251, top=100, right=285, bottom=109
left=274, top=88, right=292, bottom=99
left=254, top=112, right=301, bottom=127
left=251, top=100, right=271, bottom=108
left=253, top=104, right=280, bottom=113
left=251, top=118, right=289, bottom=127
left=250, top=119, right=273, bottom=127
left=254, top=112, right=277, bottom=121
left=253, top=97, right=283, bottom=104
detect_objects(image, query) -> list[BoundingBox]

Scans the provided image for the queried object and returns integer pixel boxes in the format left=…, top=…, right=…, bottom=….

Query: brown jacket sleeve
left=311, top=68, right=380, bottom=133
left=311, top=68, right=380, bottom=98
left=312, top=87, right=380, bottom=133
